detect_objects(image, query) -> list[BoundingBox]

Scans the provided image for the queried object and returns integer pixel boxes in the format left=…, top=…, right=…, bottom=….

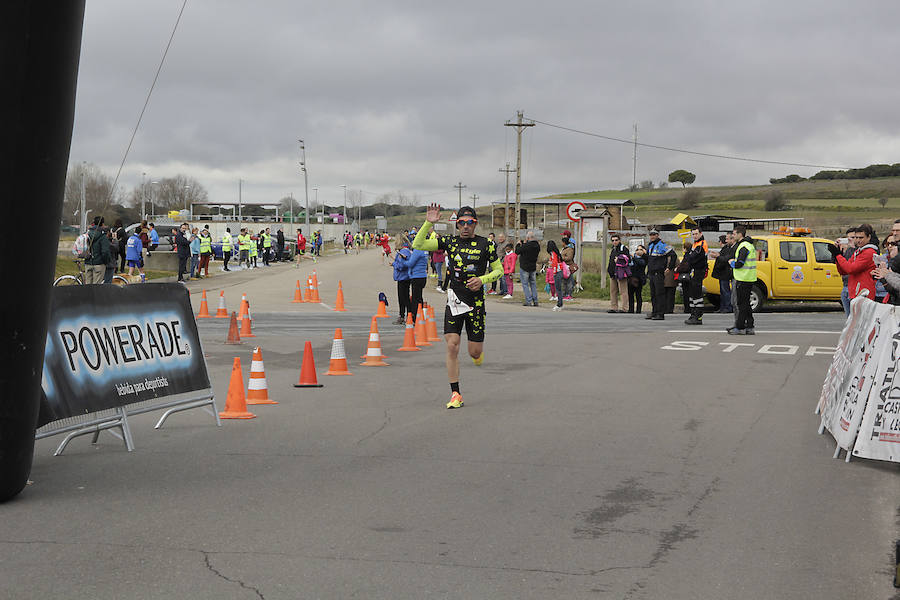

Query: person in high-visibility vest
left=238, top=227, right=251, bottom=269
left=249, top=230, right=259, bottom=268
left=262, top=227, right=272, bottom=266
left=728, top=224, right=758, bottom=335
left=198, top=227, right=213, bottom=278
left=221, top=227, right=233, bottom=271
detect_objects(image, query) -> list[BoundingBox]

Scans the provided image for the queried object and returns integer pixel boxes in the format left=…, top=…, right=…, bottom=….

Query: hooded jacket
left=836, top=243, right=878, bottom=300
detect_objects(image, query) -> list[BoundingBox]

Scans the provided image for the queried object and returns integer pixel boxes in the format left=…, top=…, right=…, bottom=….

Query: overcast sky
left=70, top=0, right=900, bottom=209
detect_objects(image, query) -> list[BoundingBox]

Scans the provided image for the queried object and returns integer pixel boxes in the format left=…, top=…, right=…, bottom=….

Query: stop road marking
left=660, top=340, right=836, bottom=357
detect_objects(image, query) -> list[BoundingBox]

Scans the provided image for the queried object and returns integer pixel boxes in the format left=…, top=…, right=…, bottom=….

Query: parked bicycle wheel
left=53, top=275, right=82, bottom=286
left=111, top=275, right=129, bottom=287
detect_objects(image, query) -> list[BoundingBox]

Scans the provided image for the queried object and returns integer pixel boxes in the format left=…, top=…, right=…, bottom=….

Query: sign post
left=566, top=202, right=586, bottom=290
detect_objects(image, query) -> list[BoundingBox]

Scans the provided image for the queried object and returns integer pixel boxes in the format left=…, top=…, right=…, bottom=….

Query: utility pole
left=454, top=181, right=466, bottom=211
left=141, top=172, right=146, bottom=220
left=632, top=123, right=638, bottom=192
left=341, top=184, right=347, bottom=226
left=470, top=193, right=478, bottom=210
left=499, top=162, right=515, bottom=235
left=299, top=139, right=309, bottom=236
left=238, top=178, right=242, bottom=222
left=80, top=163, right=86, bottom=232
left=504, top=110, right=534, bottom=241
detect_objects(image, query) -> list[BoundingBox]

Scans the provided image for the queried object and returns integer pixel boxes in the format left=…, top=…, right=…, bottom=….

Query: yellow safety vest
left=238, top=234, right=250, bottom=251
left=199, top=235, right=212, bottom=254
left=249, top=238, right=257, bottom=257
left=263, top=233, right=271, bottom=248
left=221, top=233, right=232, bottom=252
left=733, top=239, right=758, bottom=282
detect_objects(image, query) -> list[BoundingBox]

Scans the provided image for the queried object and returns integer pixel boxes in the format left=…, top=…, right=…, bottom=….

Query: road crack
left=201, top=551, right=265, bottom=599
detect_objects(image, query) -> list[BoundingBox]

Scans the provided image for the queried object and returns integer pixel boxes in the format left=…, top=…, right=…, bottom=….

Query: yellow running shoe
left=446, top=392, right=464, bottom=409
left=472, top=352, right=484, bottom=366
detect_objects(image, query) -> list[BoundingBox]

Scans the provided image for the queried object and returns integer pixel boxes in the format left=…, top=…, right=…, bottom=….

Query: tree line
left=770, top=162, right=900, bottom=184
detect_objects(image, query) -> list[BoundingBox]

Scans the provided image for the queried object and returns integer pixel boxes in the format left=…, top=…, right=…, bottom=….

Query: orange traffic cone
left=310, top=275, right=321, bottom=303
left=197, top=289, right=211, bottom=318
left=246, top=347, right=277, bottom=404
left=240, top=304, right=255, bottom=338
left=324, top=328, right=353, bottom=375
left=215, top=290, right=228, bottom=318
left=414, top=304, right=431, bottom=347
left=426, top=304, right=441, bottom=342
left=334, top=281, right=347, bottom=312
left=294, top=341, right=324, bottom=387
left=361, top=316, right=390, bottom=366
left=218, top=357, right=256, bottom=419
left=225, top=311, right=242, bottom=344
left=237, top=293, right=249, bottom=323
left=304, top=277, right=313, bottom=302
left=292, top=280, right=305, bottom=303
left=397, top=313, right=420, bottom=352
left=375, top=300, right=390, bottom=319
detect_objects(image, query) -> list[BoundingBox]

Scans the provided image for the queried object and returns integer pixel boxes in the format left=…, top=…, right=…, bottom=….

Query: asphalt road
left=4, top=249, right=898, bottom=599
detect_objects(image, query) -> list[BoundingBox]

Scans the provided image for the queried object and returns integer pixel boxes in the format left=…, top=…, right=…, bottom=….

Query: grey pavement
left=4, top=249, right=899, bottom=599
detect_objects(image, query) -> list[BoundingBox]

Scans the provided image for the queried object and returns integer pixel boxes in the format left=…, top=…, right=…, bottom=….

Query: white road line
left=666, top=329, right=841, bottom=335
left=319, top=302, right=332, bottom=310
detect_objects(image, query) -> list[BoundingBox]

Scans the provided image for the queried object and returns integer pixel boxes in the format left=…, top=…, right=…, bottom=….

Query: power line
left=525, top=115, right=850, bottom=171
left=107, top=0, right=188, bottom=203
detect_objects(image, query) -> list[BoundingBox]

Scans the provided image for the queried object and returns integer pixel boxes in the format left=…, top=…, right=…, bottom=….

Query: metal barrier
left=35, top=389, right=219, bottom=456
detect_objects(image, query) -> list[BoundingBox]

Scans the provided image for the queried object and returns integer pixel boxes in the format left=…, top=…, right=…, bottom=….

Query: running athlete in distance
left=413, top=204, right=503, bottom=409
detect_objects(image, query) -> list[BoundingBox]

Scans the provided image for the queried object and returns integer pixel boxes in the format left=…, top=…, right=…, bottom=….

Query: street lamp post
left=299, top=139, right=310, bottom=237
left=141, top=172, right=146, bottom=220
left=150, top=180, right=159, bottom=218
left=312, top=187, right=318, bottom=225
left=341, top=184, right=347, bottom=226
left=183, top=185, right=192, bottom=218
left=79, top=163, right=86, bottom=232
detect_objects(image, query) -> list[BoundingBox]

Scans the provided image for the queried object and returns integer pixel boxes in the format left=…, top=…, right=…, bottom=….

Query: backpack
left=72, top=232, right=92, bottom=259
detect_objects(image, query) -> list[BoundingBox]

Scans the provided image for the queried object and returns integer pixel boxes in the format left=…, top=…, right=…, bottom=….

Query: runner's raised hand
left=425, top=203, right=442, bottom=224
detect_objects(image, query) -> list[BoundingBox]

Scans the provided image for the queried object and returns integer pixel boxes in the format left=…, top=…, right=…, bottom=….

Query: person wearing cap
left=413, top=204, right=503, bottom=409
left=560, top=230, right=578, bottom=300
left=645, top=229, right=676, bottom=320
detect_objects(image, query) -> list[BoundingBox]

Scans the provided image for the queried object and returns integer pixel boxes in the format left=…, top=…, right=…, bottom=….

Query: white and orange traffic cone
left=218, top=357, right=256, bottom=419
left=215, top=290, right=229, bottom=318
left=246, top=347, right=277, bottom=404
left=397, top=313, right=420, bottom=352
left=240, top=304, right=256, bottom=338
left=360, top=316, right=390, bottom=366
left=414, top=304, right=431, bottom=347
left=324, top=328, right=353, bottom=375
left=196, top=290, right=211, bottom=319
left=292, top=280, right=305, bottom=303
left=237, top=293, right=249, bottom=323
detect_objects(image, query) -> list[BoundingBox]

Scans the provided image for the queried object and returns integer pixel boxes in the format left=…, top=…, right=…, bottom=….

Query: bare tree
left=63, top=162, right=123, bottom=224
left=146, top=175, right=208, bottom=211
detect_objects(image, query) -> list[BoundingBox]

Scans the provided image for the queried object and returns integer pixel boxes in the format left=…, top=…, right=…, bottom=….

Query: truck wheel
left=750, top=285, right=765, bottom=312
left=705, top=293, right=721, bottom=310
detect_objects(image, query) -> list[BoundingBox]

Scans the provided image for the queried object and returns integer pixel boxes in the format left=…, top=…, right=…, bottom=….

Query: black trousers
left=628, top=280, right=643, bottom=313
left=648, top=272, right=665, bottom=317
left=409, top=277, right=427, bottom=315
left=177, top=255, right=188, bottom=281
left=223, top=250, right=231, bottom=270
left=685, top=278, right=704, bottom=318
left=734, top=281, right=755, bottom=330
left=397, top=280, right=411, bottom=318
left=665, top=286, right=676, bottom=314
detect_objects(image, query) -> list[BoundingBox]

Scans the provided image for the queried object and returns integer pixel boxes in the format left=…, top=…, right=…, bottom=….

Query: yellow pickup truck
left=702, top=232, right=843, bottom=311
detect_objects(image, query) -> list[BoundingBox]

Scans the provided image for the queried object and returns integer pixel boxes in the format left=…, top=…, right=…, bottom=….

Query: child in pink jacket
left=502, top=243, right=517, bottom=297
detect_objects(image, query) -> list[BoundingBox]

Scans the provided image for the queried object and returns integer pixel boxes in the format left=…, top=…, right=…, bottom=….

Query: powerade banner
left=38, top=284, right=210, bottom=427
left=817, top=296, right=900, bottom=463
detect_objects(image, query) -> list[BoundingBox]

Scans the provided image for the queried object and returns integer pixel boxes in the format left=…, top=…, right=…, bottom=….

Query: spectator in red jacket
left=834, top=223, right=879, bottom=300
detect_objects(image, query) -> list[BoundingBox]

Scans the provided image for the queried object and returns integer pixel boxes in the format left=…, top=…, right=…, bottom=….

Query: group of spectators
left=391, top=230, right=431, bottom=324
left=82, top=216, right=161, bottom=284
left=834, top=220, right=900, bottom=312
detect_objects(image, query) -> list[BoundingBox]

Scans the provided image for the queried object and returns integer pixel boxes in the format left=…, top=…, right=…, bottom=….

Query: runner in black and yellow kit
left=413, top=204, right=503, bottom=409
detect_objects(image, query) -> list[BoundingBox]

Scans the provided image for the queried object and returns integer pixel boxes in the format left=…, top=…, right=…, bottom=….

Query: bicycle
left=54, top=258, right=129, bottom=287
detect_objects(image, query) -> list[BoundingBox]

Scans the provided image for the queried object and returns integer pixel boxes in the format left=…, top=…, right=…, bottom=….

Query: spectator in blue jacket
left=407, top=246, right=429, bottom=317
left=125, top=228, right=144, bottom=279
left=392, top=240, right=411, bottom=324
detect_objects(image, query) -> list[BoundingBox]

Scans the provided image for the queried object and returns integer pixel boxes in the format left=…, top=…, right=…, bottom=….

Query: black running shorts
left=444, top=303, right=486, bottom=343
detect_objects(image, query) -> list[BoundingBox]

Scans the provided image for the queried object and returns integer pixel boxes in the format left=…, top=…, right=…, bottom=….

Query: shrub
left=764, top=190, right=787, bottom=211
left=677, top=189, right=702, bottom=210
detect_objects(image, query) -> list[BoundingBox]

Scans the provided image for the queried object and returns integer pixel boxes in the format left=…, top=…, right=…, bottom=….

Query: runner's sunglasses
left=456, top=218, right=477, bottom=227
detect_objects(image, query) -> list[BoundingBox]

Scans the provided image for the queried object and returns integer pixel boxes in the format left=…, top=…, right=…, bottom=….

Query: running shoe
left=447, top=392, right=464, bottom=409
left=502, top=294, right=513, bottom=299
left=472, top=352, right=484, bottom=366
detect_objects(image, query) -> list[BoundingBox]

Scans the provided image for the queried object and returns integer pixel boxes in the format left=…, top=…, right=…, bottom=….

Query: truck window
left=813, top=241, right=837, bottom=263
left=779, top=241, right=807, bottom=262
left=754, top=239, right=768, bottom=260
